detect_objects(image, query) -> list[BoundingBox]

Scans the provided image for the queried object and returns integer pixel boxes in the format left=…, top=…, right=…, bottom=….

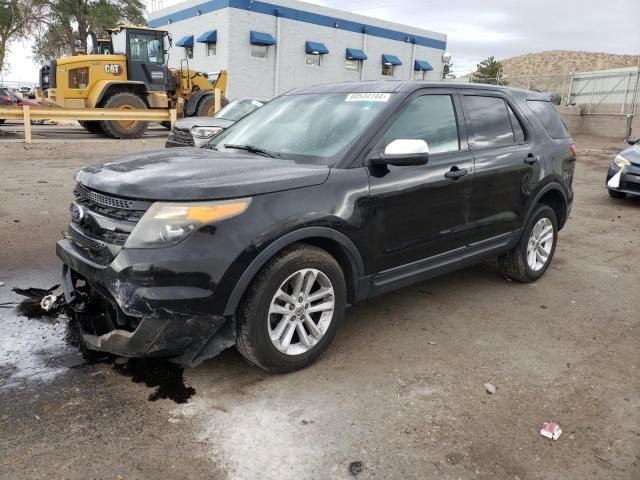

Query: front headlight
left=125, top=198, right=251, bottom=248
left=613, top=154, right=630, bottom=169
left=191, top=126, right=223, bottom=139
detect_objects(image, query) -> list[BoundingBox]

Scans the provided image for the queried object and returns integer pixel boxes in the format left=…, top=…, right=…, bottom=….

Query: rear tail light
left=0, top=96, right=12, bottom=104
left=570, top=145, right=577, bottom=156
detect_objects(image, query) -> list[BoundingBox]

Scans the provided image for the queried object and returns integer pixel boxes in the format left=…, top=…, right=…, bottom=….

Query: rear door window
left=526, top=100, right=570, bottom=139
left=462, top=96, right=517, bottom=149
left=382, top=94, right=460, bottom=154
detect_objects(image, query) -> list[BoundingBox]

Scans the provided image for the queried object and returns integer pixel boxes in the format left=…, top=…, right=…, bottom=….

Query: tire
left=236, top=243, right=347, bottom=373
left=195, top=94, right=229, bottom=117
left=498, top=204, right=558, bottom=283
left=608, top=189, right=625, bottom=199
left=78, top=120, right=104, bottom=134
left=99, top=92, right=148, bottom=139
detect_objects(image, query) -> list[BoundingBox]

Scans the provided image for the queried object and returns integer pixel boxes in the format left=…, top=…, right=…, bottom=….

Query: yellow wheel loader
left=36, top=25, right=228, bottom=139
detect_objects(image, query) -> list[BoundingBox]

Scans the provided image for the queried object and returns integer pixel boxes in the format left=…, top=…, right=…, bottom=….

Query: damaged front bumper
left=56, top=238, right=235, bottom=366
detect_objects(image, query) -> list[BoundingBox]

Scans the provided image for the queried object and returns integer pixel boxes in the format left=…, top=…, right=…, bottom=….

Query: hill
left=498, top=50, right=640, bottom=78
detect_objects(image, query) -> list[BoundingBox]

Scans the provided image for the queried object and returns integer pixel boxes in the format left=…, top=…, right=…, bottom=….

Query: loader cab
left=108, top=26, right=170, bottom=92
left=96, top=38, right=113, bottom=55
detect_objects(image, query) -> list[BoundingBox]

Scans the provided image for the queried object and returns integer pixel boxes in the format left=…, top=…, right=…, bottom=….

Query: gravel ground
left=0, top=129, right=638, bottom=480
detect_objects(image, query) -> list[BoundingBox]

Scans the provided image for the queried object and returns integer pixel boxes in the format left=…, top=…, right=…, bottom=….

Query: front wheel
left=100, top=92, right=148, bottom=139
left=498, top=204, right=558, bottom=283
left=236, top=244, right=346, bottom=372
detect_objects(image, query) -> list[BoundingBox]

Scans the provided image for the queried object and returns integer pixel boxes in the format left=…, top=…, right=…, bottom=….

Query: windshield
left=209, top=93, right=392, bottom=162
left=129, top=31, right=165, bottom=64
left=215, top=98, right=265, bottom=121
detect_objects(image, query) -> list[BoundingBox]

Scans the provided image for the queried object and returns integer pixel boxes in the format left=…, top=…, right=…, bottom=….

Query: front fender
left=88, top=80, right=147, bottom=107
left=185, top=90, right=213, bottom=117
left=222, top=227, right=366, bottom=316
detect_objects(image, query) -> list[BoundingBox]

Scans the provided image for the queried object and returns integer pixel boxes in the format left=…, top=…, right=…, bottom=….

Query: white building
left=148, top=0, right=448, bottom=99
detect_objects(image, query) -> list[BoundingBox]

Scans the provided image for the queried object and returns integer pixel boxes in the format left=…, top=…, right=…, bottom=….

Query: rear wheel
left=498, top=205, right=558, bottom=283
left=236, top=244, right=346, bottom=372
left=78, top=120, right=104, bottom=134
left=100, top=92, right=148, bottom=139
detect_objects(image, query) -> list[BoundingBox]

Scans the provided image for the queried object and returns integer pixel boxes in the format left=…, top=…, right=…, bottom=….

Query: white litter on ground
left=540, top=422, right=562, bottom=440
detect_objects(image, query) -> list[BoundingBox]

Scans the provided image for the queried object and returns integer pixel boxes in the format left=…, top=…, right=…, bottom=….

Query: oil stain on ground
left=113, top=358, right=196, bottom=404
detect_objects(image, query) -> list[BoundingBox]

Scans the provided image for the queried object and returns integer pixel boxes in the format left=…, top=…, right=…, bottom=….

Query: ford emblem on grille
left=70, top=202, right=85, bottom=223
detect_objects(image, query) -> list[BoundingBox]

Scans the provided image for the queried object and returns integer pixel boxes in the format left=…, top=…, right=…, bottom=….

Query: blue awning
left=196, top=30, right=217, bottom=43
left=382, top=54, right=402, bottom=66
left=175, top=35, right=194, bottom=47
left=414, top=60, right=433, bottom=71
left=305, top=41, right=329, bottom=55
left=250, top=31, right=276, bottom=46
left=346, top=48, right=367, bottom=61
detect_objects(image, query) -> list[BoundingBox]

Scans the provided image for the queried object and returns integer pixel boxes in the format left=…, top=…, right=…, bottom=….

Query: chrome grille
left=173, top=128, right=195, bottom=145
left=74, top=184, right=150, bottom=211
left=67, top=224, right=106, bottom=252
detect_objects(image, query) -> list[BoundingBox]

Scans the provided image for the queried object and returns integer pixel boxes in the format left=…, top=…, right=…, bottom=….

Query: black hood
left=75, top=148, right=331, bottom=201
left=620, top=144, right=640, bottom=166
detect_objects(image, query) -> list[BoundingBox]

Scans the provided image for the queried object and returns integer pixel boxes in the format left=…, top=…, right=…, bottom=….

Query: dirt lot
left=0, top=129, right=638, bottom=480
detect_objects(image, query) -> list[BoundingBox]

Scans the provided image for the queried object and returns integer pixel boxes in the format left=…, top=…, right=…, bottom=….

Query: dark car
left=0, top=87, right=17, bottom=125
left=57, top=81, right=575, bottom=372
left=0, top=88, right=43, bottom=125
left=606, top=139, right=640, bottom=198
left=165, top=97, right=270, bottom=148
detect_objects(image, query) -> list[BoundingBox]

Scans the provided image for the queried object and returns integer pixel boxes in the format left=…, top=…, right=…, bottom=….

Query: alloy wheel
left=526, top=218, right=554, bottom=271
left=268, top=268, right=335, bottom=355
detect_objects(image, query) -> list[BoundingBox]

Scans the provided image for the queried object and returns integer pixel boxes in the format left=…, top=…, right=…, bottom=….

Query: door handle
left=444, top=167, right=468, bottom=180
left=524, top=154, right=539, bottom=165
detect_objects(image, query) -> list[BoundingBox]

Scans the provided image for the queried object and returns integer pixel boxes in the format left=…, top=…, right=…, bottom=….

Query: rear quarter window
left=526, top=100, right=570, bottom=139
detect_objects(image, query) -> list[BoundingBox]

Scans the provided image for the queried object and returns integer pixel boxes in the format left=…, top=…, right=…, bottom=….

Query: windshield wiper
left=223, top=144, right=277, bottom=158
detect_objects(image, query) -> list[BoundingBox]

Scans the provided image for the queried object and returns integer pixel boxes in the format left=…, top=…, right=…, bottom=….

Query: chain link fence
left=466, top=68, right=640, bottom=114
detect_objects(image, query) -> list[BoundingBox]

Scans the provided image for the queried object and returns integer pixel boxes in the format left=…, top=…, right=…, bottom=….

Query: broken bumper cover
left=607, top=163, right=640, bottom=196
left=56, top=238, right=235, bottom=366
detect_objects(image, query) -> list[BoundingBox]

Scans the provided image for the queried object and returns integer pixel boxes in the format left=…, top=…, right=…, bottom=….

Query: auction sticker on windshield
left=345, top=93, right=391, bottom=102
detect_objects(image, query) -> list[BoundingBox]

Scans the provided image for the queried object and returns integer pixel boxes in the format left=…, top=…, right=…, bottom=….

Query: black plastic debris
left=12, top=284, right=60, bottom=301
left=349, top=461, right=364, bottom=476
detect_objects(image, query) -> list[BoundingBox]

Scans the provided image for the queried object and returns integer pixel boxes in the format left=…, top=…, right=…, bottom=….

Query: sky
left=3, top=0, right=638, bottom=84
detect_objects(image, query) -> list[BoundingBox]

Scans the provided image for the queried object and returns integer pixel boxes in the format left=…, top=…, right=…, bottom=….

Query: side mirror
left=628, top=138, right=639, bottom=145
left=370, top=139, right=429, bottom=167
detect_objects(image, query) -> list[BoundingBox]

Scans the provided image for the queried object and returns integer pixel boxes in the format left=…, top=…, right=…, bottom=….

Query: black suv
left=58, top=82, right=575, bottom=372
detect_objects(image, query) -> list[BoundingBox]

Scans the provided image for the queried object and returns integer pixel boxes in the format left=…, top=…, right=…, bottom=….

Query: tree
left=471, top=56, right=507, bottom=85
left=31, top=0, right=146, bottom=64
left=0, top=0, right=32, bottom=75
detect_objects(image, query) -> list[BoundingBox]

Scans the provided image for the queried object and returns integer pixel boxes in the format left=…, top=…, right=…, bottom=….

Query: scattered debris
left=212, top=405, right=228, bottom=413
left=191, top=439, right=209, bottom=445
left=428, top=341, right=437, bottom=345
left=12, top=284, right=60, bottom=302
left=168, top=418, right=180, bottom=424
left=40, top=294, right=59, bottom=312
left=0, top=281, right=5, bottom=287
left=484, top=383, right=496, bottom=394
left=593, top=453, right=611, bottom=464
left=114, top=357, right=128, bottom=365
left=348, top=461, right=364, bottom=476
left=540, top=422, right=562, bottom=440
